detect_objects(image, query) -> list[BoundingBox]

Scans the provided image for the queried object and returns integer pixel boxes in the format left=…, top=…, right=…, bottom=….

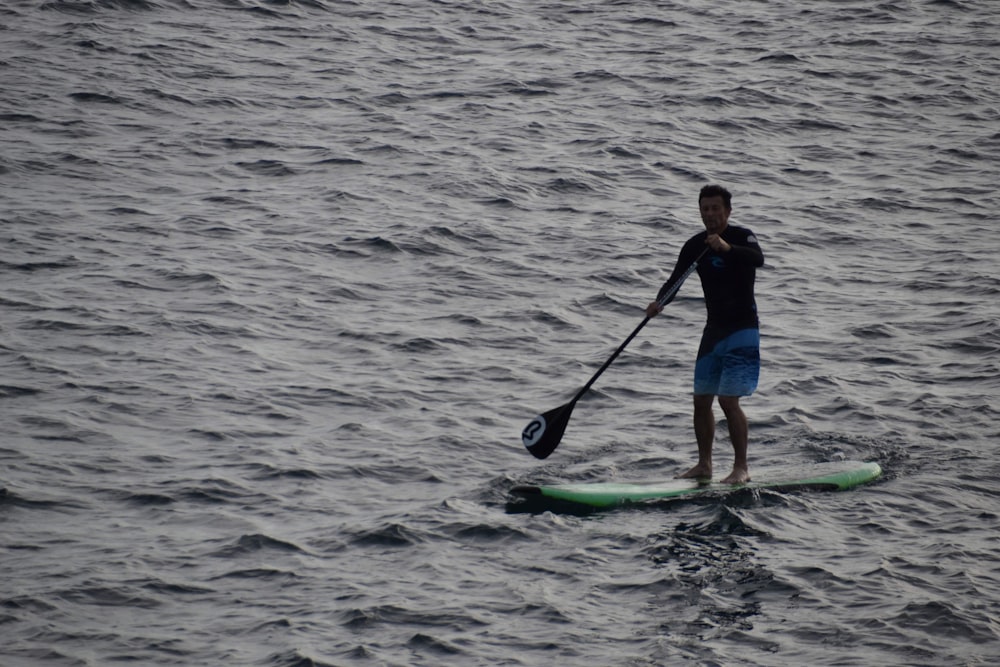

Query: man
left=646, top=185, right=764, bottom=484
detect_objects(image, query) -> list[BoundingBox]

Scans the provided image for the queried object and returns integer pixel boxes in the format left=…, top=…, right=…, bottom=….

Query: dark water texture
left=2, top=0, right=999, bottom=665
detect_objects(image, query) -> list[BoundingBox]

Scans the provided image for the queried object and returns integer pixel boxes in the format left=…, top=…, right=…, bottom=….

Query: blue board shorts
left=693, top=327, right=760, bottom=397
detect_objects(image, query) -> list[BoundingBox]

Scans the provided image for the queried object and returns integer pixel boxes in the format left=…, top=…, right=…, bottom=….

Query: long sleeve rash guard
left=656, top=225, right=764, bottom=330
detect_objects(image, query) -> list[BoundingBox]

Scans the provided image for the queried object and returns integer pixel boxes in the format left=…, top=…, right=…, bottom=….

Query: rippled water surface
left=2, top=1, right=999, bottom=665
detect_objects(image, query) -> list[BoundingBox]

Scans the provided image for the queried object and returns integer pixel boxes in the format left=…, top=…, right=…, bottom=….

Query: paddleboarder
left=646, top=185, right=764, bottom=484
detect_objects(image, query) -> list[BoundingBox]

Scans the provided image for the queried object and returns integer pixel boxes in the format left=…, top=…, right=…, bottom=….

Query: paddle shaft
left=522, top=246, right=709, bottom=458
left=566, top=247, right=708, bottom=407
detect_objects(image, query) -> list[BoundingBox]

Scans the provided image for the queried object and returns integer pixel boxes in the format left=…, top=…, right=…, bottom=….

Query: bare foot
left=677, top=463, right=712, bottom=480
left=720, top=467, right=750, bottom=485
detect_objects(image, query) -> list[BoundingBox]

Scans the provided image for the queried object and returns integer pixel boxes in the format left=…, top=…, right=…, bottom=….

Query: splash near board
left=509, top=460, right=881, bottom=511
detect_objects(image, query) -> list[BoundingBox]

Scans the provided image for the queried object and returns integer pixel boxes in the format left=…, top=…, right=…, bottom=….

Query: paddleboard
left=509, top=460, right=881, bottom=510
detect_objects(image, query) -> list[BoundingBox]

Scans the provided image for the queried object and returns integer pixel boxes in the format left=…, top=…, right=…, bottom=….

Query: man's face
left=699, top=195, right=731, bottom=235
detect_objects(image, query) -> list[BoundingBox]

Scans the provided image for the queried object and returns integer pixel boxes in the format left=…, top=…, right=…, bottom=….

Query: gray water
left=2, top=1, right=999, bottom=665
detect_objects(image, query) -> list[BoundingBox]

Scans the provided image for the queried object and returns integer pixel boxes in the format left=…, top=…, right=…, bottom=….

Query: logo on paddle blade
left=522, top=414, right=546, bottom=449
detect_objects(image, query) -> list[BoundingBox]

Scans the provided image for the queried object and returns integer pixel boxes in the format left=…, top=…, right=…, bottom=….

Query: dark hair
left=699, top=184, right=732, bottom=210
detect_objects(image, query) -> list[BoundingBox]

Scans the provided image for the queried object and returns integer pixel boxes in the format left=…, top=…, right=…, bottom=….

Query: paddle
left=521, top=248, right=708, bottom=459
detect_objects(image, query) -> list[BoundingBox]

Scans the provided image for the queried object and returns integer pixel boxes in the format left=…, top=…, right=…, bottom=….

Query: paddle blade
left=522, top=402, right=575, bottom=459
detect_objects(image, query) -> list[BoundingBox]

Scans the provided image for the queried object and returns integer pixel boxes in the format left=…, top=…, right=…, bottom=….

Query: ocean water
left=2, top=0, right=999, bottom=665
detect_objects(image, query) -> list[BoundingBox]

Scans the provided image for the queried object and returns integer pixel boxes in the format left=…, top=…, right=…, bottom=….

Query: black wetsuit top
left=656, top=225, right=764, bottom=331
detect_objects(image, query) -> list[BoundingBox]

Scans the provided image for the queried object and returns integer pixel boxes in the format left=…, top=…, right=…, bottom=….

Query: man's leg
left=718, top=395, right=750, bottom=484
left=678, top=394, right=716, bottom=479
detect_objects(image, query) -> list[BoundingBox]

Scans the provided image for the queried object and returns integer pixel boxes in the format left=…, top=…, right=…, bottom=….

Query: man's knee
left=693, top=394, right=715, bottom=412
left=717, top=395, right=742, bottom=415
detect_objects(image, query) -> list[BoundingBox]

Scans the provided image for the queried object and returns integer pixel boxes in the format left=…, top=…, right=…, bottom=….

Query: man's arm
left=648, top=237, right=703, bottom=315
left=724, top=228, right=764, bottom=266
